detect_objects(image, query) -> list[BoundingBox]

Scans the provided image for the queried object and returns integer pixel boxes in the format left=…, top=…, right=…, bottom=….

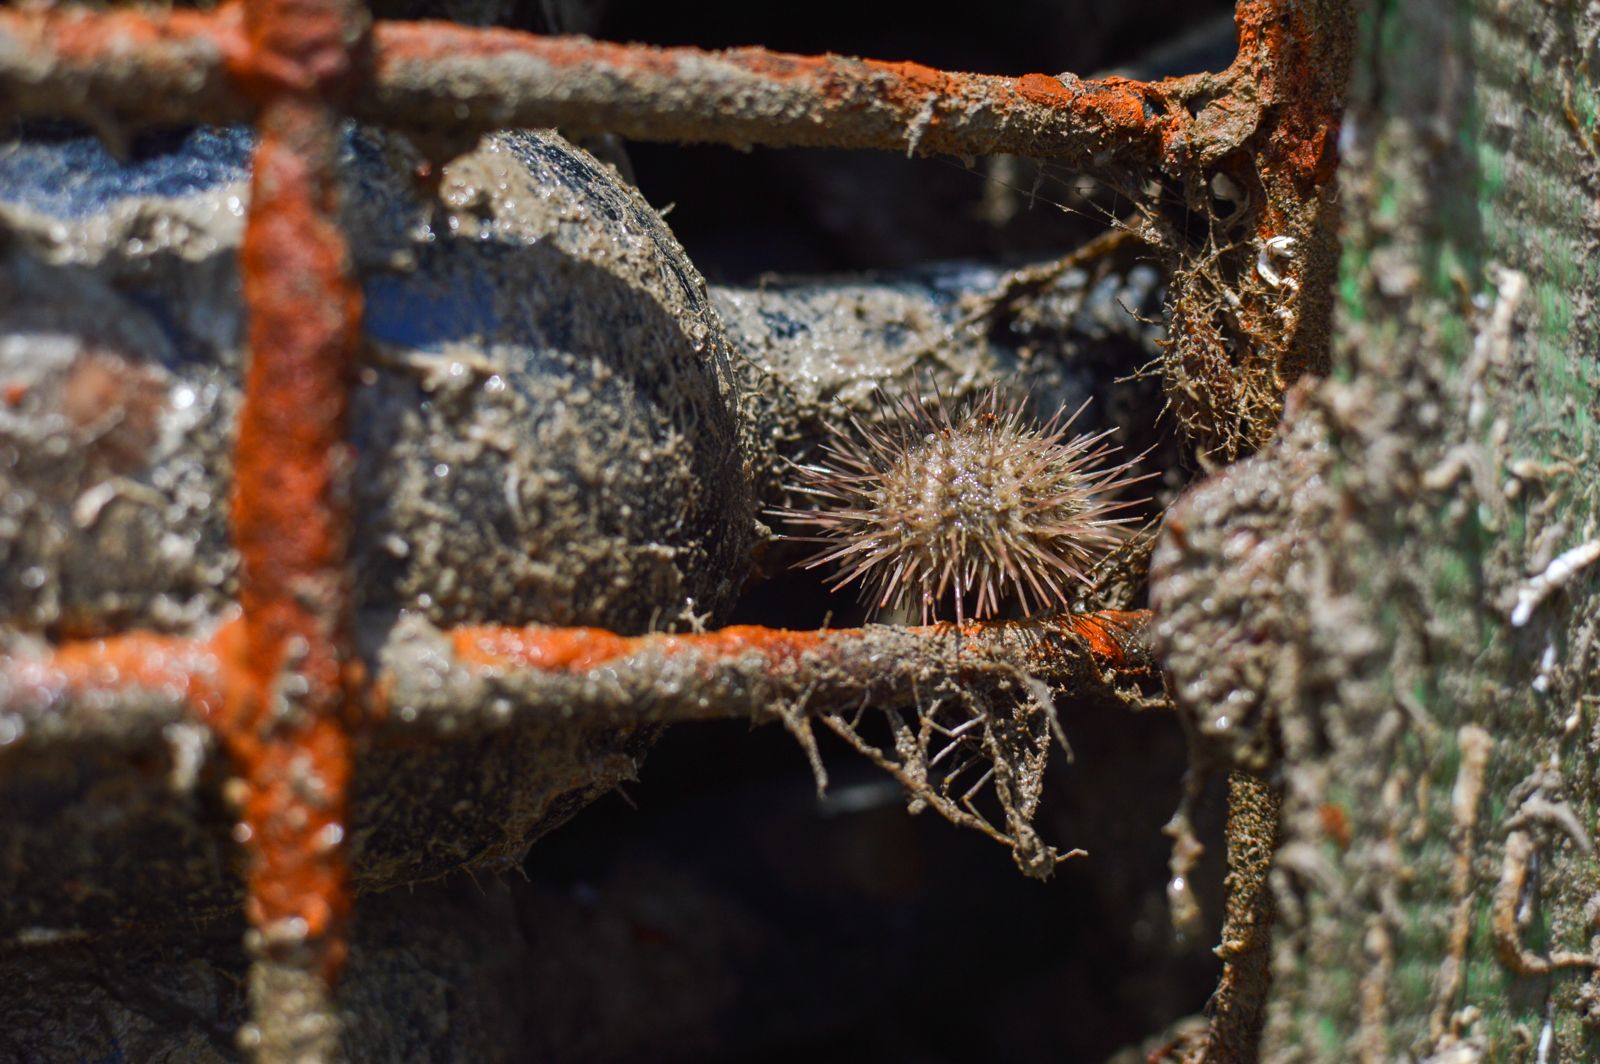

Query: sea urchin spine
left=775, top=386, right=1149, bottom=624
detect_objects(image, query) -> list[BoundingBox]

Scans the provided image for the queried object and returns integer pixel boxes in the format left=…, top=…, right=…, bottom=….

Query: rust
left=1015, top=71, right=1072, bottom=106
left=0, top=4, right=254, bottom=128
left=1061, top=609, right=1153, bottom=667
left=1157, top=0, right=1354, bottom=458
left=9, top=609, right=1153, bottom=715
left=1232, top=0, right=1353, bottom=387
left=452, top=625, right=635, bottom=672
left=453, top=623, right=848, bottom=673
left=219, top=0, right=368, bottom=990
left=870, top=57, right=950, bottom=110
left=1318, top=802, right=1352, bottom=850
left=0, top=2, right=1349, bottom=195
left=1224, top=0, right=1353, bottom=241
left=0, top=8, right=1238, bottom=172
left=238, top=0, right=366, bottom=97
left=453, top=610, right=1152, bottom=679
left=45, top=2, right=248, bottom=72
left=1017, top=72, right=1193, bottom=165
left=2, top=632, right=221, bottom=714
left=365, top=25, right=1197, bottom=165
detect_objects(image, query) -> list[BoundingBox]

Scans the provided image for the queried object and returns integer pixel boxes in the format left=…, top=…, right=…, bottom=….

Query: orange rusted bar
left=451, top=609, right=1154, bottom=690
left=1231, top=0, right=1349, bottom=202
left=1220, top=0, right=1353, bottom=391
left=1, top=632, right=222, bottom=715
left=451, top=623, right=838, bottom=672
left=223, top=0, right=369, bottom=994
left=453, top=610, right=1151, bottom=676
left=0, top=4, right=253, bottom=129
left=364, top=23, right=1204, bottom=168
left=0, top=5, right=1238, bottom=173
left=1059, top=609, right=1150, bottom=666
left=4, top=611, right=1154, bottom=736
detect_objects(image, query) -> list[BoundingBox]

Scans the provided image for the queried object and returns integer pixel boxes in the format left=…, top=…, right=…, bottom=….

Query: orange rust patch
left=1077, top=79, right=1161, bottom=130
left=1014, top=73, right=1184, bottom=165
left=1063, top=609, right=1150, bottom=667
left=1231, top=0, right=1348, bottom=199
left=453, top=625, right=633, bottom=671
left=373, top=26, right=970, bottom=119
left=235, top=716, right=352, bottom=951
left=224, top=0, right=368, bottom=982
left=878, top=58, right=946, bottom=93
left=30, top=3, right=255, bottom=103
left=238, top=0, right=361, bottom=96
left=453, top=623, right=843, bottom=673
left=918, top=610, right=1152, bottom=671
left=1015, top=72, right=1071, bottom=107
left=47, top=3, right=246, bottom=66
left=5, top=633, right=222, bottom=716
left=1319, top=802, right=1352, bottom=850
left=679, top=624, right=841, bottom=666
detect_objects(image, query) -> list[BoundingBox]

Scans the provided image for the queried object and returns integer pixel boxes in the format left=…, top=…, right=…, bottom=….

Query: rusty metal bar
left=1, top=609, right=1159, bottom=921
left=1227, top=0, right=1353, bottom=388
left=228, top=61, right=363, bottom=992
left=0, top=7, right=1240, bottom=172
left=2, top=631, right=224, bottom=724
left=215, top=0, right=370, bottom=1054
left=0, top=5, right=254, bottom=131
left=1, top=610, right=1156, bottom=737
left=427, top=609, right=1157, bottom=726
left=361, top=24, right=1214, bottom=167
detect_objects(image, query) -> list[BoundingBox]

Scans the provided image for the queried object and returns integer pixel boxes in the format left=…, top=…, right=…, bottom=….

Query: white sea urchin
left=775, top=386, right=1149, bottom=624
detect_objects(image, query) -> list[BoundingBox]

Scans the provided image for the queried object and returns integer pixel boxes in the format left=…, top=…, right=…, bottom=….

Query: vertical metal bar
left=224, top=0, right=368, bottom=1056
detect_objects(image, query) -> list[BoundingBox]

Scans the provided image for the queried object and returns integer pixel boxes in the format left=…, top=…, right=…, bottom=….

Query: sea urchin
left=775, top=386, right=1149, bottom=624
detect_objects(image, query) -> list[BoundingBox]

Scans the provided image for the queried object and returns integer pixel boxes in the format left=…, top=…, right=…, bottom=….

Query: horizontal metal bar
left=0, top=610, right=1156, bottom=746
left=0, top=7, right=1238, bottom=170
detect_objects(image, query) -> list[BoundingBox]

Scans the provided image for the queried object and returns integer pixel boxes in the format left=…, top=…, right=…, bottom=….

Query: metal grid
left=0, top=0, right=1343, bottom=1057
